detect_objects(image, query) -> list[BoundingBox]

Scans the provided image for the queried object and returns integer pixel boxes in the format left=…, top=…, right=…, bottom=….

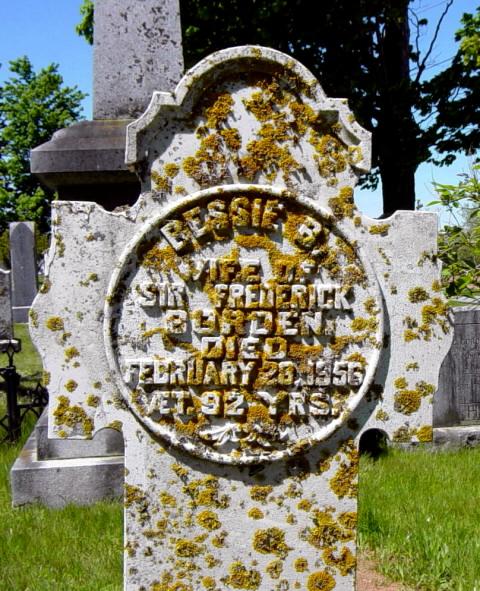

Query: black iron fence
left=0, top=341, right=48, bottom=442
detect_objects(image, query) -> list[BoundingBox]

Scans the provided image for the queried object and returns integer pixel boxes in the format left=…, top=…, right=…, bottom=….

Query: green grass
left=0, top=421, right=123, bottom=591
left=359, top=447, right=480, bottom=591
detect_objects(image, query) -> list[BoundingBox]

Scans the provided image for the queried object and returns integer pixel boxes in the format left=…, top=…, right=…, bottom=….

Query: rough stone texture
left=93, top=0, right=184, bottom=119
left=10, top=427, right=123, bottom=508
left=9, top=222, right=37, bottom=323
left=30, top=47, right=452, bottom=590
left=0, top=269, right=13, bottom=340
left=30, top=120, right=140, bottom=209
left=434, top=307, right=480, bottom=427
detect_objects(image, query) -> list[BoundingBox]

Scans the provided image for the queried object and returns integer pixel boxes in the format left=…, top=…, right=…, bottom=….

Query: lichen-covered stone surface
left=30, top=47, right=452, bottom=590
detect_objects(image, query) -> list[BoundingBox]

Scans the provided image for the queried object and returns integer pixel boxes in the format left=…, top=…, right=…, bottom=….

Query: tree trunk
left=377, top=0, right=417, bottom=216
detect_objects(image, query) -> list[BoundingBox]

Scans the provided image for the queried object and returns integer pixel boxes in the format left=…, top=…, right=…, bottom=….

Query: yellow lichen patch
left=182, top=475, right=230, bottom=509
left=306, top=509, right=350, bottom=549
left=416, top=425, right=433, bottom=442
left=160, top=491, right=177, bottom=508
left=225, top=561, right=261, bottom=590
left=416, top=381, right=435, bottom=397
left=201, top=577, right=216, bottom=591
left=404, top=329, right=420, bottom=342
left=266, top=560, right=283, bottom=580
left=363, top=297, right=378, bottom=315
left=249, top=485, right=273, bottom=504
left=338, top=511, right=357, bottom=530
left=329, top=453, right=358, bottom=499
left=53, top=395, right=93, bottom=437
left=196, top=509, right=221, bottom=531
left=375, top=409, right=389, bottom=422
left=294, top=557, right=308, bottom=572
left=205, top=93, right=234, bottom=128
left=240, top=133, right=300, bottom=181
left=86, top=394, right=100, bottom=407
left=394, top=390, right=422, bottom=415
left=394, top=377, right=408, bottom=389
left=408, top=287, right=429, bottom=303
left=328, top=187, right=355, bottom=219
left=392, top=426, right=415, bottom=442
left=46, top=316, right=64, bottom=331
left=42, top=371, right=51, bottom=387
left=248, top=507, right=264, bottom=520
left=64, top=379, right=78, bottom=392
left=221, top=128, right=241, bottom=151
left=323, top=546, right=356, bottom=576
left=310, top=134, right=348, bottom=182
left=124, top=483, right=146, bottom=508
left=151, top=572, right=193, bottom=591
left=140, top=243, right=180, bottom=276
left=350, top=316, right=377, bottom=332
left=368, top=223, right=390, bottom=236
left=252, top=527, right=290, bottom=558
left=108, top=420, right=122, bottom=431
left=297, top=499, right=312, bottom=511
left=164, top=163, right=180, bottom=178
left=431, top=280, right=442, bottom=292
left=64, top=346, right=79, bottom=361
left=307, top=570, right=336, bottom=591
left=175, top=539, right=204, bottom=558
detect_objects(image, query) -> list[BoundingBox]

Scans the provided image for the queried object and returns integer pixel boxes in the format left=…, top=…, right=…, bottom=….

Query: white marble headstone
left=31, top=47, right=452, bottom=590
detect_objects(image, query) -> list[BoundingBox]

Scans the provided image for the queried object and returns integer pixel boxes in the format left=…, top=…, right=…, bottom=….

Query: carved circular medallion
left=104, top=185, right=383, bottom=464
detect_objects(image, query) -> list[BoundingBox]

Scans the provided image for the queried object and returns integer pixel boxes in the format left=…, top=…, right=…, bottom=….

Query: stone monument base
left=10, top=409, right=124, bottom=508
left=433, top=425, right=480, bottom=449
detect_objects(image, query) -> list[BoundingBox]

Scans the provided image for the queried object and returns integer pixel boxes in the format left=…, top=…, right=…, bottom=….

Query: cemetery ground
left=0, top=328, right=479, bottom=591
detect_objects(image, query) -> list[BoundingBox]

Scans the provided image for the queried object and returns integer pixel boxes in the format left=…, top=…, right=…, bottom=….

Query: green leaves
left=435, top=165, right=480, bottom=302
left=0, top=57, right=85, bottom=232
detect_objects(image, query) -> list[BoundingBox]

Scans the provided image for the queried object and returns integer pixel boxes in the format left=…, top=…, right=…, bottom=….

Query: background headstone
left=30, top=47, right=452, bottom=590
left=9, top=222, right=37, bottom=324
left=434, top=304, right=480, bottom=446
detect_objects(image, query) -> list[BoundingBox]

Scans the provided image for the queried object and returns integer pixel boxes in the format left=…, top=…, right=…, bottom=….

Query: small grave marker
left=9, top=222, right=37, bottom=323
left=31, top=47, right=452, bottom=590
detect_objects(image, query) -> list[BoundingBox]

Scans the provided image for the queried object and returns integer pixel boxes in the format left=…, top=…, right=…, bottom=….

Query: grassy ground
left=0, top=418, right=123, bottom=591
left=359, top=448, right=480, bottom=591
left=1, top=327, right=479, bottom=590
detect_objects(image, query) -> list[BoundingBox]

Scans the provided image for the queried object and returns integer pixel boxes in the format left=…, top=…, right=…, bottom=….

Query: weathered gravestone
left=31, top=47, right=452, bottom=590
left=434, top=304, right=480, bottom=446
left=9, top=222, right=37, bottom=323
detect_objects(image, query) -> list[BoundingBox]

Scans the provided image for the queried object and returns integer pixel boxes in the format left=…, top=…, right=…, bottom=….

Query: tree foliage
left=430, top=165, right=480, bottom=302
left=0, top=57, right=85, bottom=232
left=77, top=0, right=479, bottom=216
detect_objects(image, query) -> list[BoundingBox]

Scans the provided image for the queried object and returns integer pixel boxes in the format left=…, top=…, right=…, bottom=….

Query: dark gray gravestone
left=434, top=307, right=480, bottom=429
left=9, top=222, right=37, bottom=323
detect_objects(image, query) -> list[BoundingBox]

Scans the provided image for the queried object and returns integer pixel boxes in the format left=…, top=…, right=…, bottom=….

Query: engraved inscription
left=105, top=188, right=382, bottom=463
